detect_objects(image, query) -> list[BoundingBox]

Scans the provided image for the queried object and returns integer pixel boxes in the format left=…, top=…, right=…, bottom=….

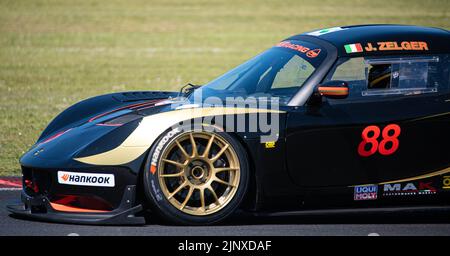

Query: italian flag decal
left=344, top=43, right=363, bottom=53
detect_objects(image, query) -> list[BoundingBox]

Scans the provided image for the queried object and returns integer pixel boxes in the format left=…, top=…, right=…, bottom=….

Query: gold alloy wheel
left=157, top=131, right=240, bottom=216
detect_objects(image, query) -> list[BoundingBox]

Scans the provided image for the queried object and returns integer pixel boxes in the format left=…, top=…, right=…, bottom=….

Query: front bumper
left=7, top=185, right=145, bottom=225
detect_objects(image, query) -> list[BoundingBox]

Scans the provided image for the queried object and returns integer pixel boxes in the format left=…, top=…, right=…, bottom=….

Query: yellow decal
left=443, top=176, right=450, bottom=189
left=265, top=141, right=276, bottom=149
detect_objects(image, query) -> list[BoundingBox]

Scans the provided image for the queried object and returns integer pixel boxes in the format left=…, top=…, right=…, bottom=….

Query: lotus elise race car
left=8, top=25, right=450, bottom=225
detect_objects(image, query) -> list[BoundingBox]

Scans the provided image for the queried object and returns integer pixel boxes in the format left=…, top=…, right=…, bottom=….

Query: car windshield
left=188, top=40, right=327, bottom=105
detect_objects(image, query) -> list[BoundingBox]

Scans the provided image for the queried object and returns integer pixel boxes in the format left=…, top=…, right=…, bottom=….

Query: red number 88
left=358, top=124, right=400, bottom=157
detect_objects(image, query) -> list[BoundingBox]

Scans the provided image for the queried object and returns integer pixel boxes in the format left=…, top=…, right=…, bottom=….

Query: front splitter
left=7, top=185, right=146, bottom=225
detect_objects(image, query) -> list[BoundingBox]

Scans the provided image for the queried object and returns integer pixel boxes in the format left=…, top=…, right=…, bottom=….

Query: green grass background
left=0, top=0, right=449, bottom=176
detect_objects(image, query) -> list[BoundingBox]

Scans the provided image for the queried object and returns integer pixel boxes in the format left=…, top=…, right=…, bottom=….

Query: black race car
left=8, top=24, right=450, bottom=225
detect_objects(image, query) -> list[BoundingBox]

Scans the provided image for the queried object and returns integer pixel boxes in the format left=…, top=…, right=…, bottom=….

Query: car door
left=286, top=54, right=450, bottom=190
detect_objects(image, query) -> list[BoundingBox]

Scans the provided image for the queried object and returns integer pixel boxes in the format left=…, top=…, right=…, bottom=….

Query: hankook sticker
left=57, top=171, right=115, bottom=187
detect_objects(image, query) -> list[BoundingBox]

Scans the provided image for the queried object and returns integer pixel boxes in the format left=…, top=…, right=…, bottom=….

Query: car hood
left=37, top=91, right=178, bottom=143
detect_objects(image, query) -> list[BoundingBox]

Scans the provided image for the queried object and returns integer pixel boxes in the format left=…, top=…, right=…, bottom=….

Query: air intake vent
left=113, top=91, right=177, bottom=102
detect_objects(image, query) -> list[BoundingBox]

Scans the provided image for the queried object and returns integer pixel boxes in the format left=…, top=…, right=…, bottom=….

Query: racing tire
left=143, top=126, right=249, bottom=225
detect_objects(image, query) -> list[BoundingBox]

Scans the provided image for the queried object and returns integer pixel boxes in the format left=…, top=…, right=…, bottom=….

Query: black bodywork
left=8, top=25, right=450, bottom=224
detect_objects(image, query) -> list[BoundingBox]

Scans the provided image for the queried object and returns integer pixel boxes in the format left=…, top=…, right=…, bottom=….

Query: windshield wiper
left=178, top=83, right=202, bottom=97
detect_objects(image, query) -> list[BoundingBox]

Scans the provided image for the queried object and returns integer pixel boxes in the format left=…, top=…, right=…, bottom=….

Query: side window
left=327, top=55, right=449, bottom=100
left=271, top=55, right=315, bottom=89
left=363, top=57, right=438, bottom=96
left=330, top=57, right=365, bottom=81
left=326, top=57, right=366, bottom=100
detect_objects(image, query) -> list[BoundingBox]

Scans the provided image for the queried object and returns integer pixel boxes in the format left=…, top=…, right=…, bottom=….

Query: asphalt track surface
left=2, top=190, right=450, bottom=236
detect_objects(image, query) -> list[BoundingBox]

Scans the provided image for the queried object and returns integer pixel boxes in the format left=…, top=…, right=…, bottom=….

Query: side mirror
left=317, top=80, right=349, bottom=99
